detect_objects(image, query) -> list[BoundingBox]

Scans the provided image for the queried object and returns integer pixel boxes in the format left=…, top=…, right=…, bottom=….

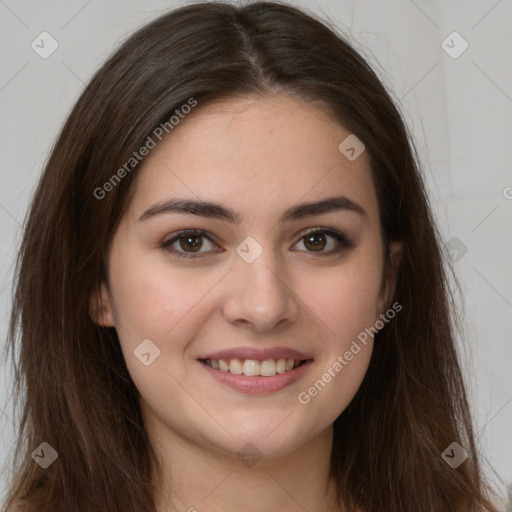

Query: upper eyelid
left=164, top=227, right=342, bottom=242
left=162, top=229, right=216, bottom=245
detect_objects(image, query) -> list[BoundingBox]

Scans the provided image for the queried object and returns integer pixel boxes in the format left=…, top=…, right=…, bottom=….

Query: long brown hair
left=2, top=1, right=499, bottom=510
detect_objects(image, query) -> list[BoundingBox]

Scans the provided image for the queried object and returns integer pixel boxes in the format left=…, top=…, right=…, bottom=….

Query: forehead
left=128, top=94, right=378, bottom=224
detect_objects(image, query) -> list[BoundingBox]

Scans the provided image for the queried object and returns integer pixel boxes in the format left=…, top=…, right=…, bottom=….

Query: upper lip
left=198, top=346, right=313, bottom=361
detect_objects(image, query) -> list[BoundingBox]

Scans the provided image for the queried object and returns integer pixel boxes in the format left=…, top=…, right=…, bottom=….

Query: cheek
left=107, top=251, right=229, bottom=377
left=304, top=257, right=383, bottom=342
left=106, top=257, right=215, bottom=406
left=108, top=251, right=216, bottom=335
left=293, top=256, right=382, bottom=414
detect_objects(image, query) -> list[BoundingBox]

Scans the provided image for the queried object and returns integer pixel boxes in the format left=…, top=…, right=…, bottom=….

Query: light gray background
left=1, top=0, right=511, bottom=509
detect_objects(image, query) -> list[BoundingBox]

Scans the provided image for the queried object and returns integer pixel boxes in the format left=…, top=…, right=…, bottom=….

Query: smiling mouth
left=200, top=357, right=311, bottom=377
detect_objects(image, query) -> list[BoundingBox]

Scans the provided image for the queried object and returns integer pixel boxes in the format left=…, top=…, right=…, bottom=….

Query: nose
left=222, top=244, right=300, bottom=333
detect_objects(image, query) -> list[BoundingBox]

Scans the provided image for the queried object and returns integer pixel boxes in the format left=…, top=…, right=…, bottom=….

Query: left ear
left=377, top=240, right=403, bottom=316
left=89, top=280, right=115, bottom=327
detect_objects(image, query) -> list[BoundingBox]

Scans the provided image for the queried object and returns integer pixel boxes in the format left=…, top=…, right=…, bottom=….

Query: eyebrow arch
left=138, top=195, right=367, bottom=223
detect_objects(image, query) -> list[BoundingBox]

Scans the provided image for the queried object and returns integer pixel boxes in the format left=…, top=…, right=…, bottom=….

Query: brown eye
left=161, top=227, right=355, bottom=260
left=293, top=228, right=355, bottom=255
left=303, top=232, right=327, bottom=252
left=178, top=234, right=203, bottom=252
left=161, top=230, right=218, bottom=258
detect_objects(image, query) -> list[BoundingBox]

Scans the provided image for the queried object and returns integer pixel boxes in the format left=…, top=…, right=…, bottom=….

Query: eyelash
left=160, top=227, right=355, bottom=259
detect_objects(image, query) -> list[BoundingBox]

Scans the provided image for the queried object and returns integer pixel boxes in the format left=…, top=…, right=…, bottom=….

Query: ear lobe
left=89, top=281, right=115, bottom=327
left=378, top=241, right=403, bottom=315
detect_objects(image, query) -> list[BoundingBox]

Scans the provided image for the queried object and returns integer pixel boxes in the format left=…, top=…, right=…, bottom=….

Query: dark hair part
left=3, top=1, right=498, bottom=511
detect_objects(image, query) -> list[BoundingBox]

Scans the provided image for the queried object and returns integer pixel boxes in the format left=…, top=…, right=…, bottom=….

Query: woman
left=2, top=1, right=499, bottom=511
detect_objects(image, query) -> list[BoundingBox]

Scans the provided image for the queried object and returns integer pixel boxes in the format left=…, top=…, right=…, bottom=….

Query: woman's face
left=93, top=94, right=398, bottom=460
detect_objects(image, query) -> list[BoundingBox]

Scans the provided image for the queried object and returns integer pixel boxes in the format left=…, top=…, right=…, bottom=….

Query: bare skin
left=91, top=93, right=401, bottom=511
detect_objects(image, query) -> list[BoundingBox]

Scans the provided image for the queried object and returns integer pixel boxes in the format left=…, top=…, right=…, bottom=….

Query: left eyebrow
left=138, top=195, right=367, bottom=223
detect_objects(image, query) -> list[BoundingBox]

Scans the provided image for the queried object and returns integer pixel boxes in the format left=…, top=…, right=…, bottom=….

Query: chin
left=202, top=418, right=318, bottom=462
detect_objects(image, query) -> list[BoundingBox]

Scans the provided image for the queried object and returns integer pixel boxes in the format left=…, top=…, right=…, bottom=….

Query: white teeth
left=205, top=357, right=303, bottom=376
left=260, top=359, right=276, bottom=376
left=243, top=359, right=260, bottom=376
left=229, top=358, right=243, bottom=375
left=276, top=358, right=286, bottom=374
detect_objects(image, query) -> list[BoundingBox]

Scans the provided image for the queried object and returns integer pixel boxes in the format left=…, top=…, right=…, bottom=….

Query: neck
left=149, top=421, right=341, bottom=512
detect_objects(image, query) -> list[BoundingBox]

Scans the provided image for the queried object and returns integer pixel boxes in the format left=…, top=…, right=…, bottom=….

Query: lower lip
left=198, top=360, right=313, bottom=394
